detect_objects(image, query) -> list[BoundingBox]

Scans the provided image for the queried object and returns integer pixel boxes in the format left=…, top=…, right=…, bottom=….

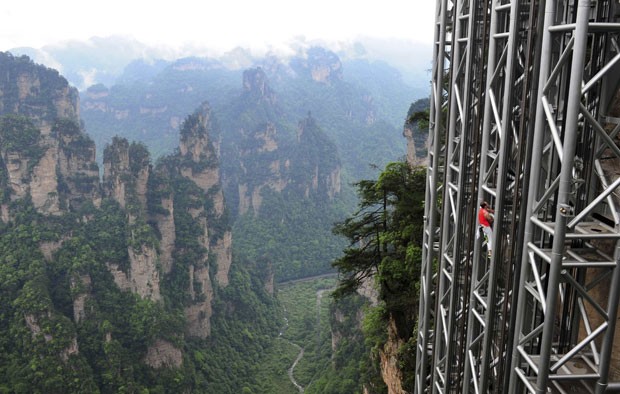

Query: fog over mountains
left=9, top=35, right=431, bottom=93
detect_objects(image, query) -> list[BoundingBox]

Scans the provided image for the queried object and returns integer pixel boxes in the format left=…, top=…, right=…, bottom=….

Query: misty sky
left=1, top=0, right=435, bottom=52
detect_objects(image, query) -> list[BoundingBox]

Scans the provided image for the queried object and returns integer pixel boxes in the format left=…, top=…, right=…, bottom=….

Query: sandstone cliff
left=178, top=102, right=232, bottom=288
left=1, top=54, right=235, bottom=362
left=380, top=317, right=406, bottom=394
left=0, top=52, right=79, bottom=134
left=403, top=98, right=430, bottom=167
left=0, top=54, right=100, bottom=219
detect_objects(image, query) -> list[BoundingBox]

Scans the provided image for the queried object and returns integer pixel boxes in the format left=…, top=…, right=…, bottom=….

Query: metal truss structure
left=416, top=1, right=620, bottom=393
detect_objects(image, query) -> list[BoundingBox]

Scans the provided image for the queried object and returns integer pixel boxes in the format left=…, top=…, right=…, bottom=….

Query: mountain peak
left=291, top=47, right=343, bottom=84
left=242, top=67, right=276, bottom=104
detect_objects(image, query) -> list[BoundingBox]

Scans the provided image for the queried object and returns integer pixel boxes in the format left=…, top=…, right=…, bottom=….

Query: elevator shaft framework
left=416, top=1, right=620, bottom=393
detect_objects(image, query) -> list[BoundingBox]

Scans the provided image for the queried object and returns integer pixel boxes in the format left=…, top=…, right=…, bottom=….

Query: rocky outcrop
left=380, top=317, right=406, bottom=394
left=39, top=239, right=65, bottom=261
left=0, top=116, right=99, bottom=217
left=213, top=231, right=232, bottom=286
left=185, top=265, right=214, bottom=338
left=0, top=52, right=80, bottom=133
left=403, top=98, right=430, bottom=167
left=243, top=68, right=276, bottom=105
left=144, top=339, right=183, bottom=369
left=24, top=313, right=80, bottom=362
left=127, top=245, right=161, bottom=301
left=2, top=149, right=37, bottom=202
left=154, top=195, right=176, bottom=274
left=108, top=245, right=161, bottom=301
left=106, top=244, right=162, bottom=302
left=403, top=123, right=418, bottom=165
left=29, top=144, right=61, bottom=214
left=295, top=116, right=341, bottom=200
left=357, top=275, right=379, bottom=306
left=70, top=274, right=92, bottom=323
left=102, top=137, right=150, bottom=213
left=179, top=103, right=231, bottom=288
left=0, top=54, right=244, bottom=381
left=55, top=119, right=101, bottom=210
left=290, top=47, right=343, bottom=85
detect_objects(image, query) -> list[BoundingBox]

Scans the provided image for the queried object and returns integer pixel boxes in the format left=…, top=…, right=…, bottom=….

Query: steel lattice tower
left=416, top=1, right=620, bottom=393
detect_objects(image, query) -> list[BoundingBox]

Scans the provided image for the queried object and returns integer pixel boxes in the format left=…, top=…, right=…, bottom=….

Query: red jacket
left=479, top=208, right=492, bottom=227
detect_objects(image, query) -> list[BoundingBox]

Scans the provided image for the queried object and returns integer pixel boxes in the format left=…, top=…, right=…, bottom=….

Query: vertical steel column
left=431, top=0, right=488, bottom=390
left=465, top=0, right=537, bottom=393
left=507, top=0, right=556, bottom=392
left=508, top=0, right=620, bottom=392
left=478, top=0, right=520, bottom=392
left=416, top=1, right=453, bottom=393
left=462, top=0, right=522, bottom=392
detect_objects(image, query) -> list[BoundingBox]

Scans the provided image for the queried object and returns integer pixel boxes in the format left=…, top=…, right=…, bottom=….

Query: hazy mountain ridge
left=79, top=46, right=418, bottom=179
left=8, top=35, right=431, bottom=91
left=76, top=44, right=424, bottom=282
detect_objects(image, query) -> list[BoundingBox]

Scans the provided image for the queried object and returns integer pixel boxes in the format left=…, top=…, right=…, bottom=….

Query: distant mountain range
left=8, top=35, right=431, bottom=94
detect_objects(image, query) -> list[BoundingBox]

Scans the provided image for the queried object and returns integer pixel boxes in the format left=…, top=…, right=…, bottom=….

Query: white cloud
left=1, top=0, right=435, bottom=52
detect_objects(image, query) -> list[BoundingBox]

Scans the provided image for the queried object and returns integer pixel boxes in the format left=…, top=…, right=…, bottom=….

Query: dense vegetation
left=314, top=160, right=426, bottom=393
left=233, top=193, right=346, bottom=280
left=0, top=197, right=282, bottom=393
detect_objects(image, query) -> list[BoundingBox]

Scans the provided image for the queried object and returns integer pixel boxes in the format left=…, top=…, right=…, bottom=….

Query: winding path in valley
left=282, top=284, right=335, bottom=393
left=288, top=342, right=305, bottom=393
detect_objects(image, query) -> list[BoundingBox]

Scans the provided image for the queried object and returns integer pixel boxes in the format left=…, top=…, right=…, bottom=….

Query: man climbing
left=478, top=201, right=494, bottom=257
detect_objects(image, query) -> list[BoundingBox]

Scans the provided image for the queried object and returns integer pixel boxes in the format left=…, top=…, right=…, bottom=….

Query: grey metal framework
left=416, top=1, right=453, bottom=393
left=416, top=0, right=620, bottom=393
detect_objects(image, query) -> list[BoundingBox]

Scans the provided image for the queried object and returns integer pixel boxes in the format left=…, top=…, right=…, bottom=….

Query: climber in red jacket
left=478, top=201, right=494, bottom=257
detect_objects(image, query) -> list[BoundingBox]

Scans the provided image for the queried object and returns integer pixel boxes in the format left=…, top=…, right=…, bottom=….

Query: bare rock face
left=70, top=274, right=92, bottom=323
left=0, top=53, right=79, bottom=132
left=380, top=317, right=406, bottom=394
left=403, top=124, right=418, bottom=165
left=127, top=245, right=161, bottom=301
left=54, top=119, right=100, bottom=210
left=357, top=275, right=379, bottom=306
left=236, top=123, right=289, bottom=214
left=213, top=231, right=232, bottom=286
left=39, top=238, right=65, bottom=261
left=102, top=137, right=129, bottom=208
left=106, top=245, right=162, bottom=302
left=2, top=119, right=100, bottom=215
left=243, top=67, right=276, bottom=105
left=0, top=116, right=101, bottom=217
left=403, top=100, right=430, bottom=167
left=3, top=151, right=33, bottom=201
left=144, top=339, right=183, bottom=369
left=185, top=265, right=214, bottom=338
left=0, top=54, right=104, bottom=217
left=331, top=309, right=346, bottom=352
left=103, top=137, right=150, bottom=213
left=154, top=196, right=176, bottom=274
left=29, top=144, right=61, bottom=214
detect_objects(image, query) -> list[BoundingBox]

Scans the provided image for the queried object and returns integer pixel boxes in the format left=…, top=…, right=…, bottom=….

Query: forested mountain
left=0, top=52, right=281, bottom=393
left=78, top=46, right=422, bottom=281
